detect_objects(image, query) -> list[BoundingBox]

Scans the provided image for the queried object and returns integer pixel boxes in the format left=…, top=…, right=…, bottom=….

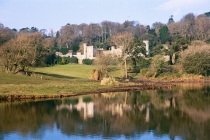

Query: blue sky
left=0, top=0, right=209, bottom=31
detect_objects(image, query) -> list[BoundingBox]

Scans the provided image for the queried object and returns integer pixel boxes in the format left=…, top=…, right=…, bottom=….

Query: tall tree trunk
left=124, top=57, right=128, bottom=79
left=131, top=57, right=136, bottom=71
left=104, top=28, right=106, bottom=41
left=101, top=29, right=103, bottom=43
left=109, top=27, right=112, bottom=37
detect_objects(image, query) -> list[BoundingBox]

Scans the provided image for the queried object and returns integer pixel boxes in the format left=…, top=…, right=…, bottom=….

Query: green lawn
left=0, top=64, right=123, bottom=97
left=33, top=64, right=95, bottom=79
left=33, top=64, right=124, bottom=79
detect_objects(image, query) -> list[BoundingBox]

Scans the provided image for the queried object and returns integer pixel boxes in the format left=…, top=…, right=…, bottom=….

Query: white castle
left=56, top=97, right=94, bottom=120
left=55, top=40, right=149, bottom=64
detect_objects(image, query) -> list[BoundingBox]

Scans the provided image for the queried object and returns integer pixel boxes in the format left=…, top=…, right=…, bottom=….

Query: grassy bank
left=0, top=64, right=127, bottom=99
left=0, top=64, right=108, bottom=94
left=0, top=64, right=182, bottom=100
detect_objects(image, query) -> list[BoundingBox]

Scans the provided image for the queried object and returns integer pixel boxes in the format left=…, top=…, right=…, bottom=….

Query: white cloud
left=156, top=0, right=208, bottom=11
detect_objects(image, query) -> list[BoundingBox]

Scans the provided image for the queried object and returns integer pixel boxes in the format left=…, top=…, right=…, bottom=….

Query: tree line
left=0, top=12, right=210, bottom=76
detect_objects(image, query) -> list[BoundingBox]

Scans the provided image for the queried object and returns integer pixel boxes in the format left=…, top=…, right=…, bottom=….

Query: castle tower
left=86, top=46, right=94, bottom=59
left=83, top=43, right=87, bottom=59
left=143, top=40, right=150, bottom=56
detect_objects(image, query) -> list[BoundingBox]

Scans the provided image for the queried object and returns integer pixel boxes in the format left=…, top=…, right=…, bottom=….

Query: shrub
left=100, top=77, right=119, bottom=86
left=178, top=41, right=210, bottom=75
left=135, top=57, right=151, bottom=72
left=150, top=44, right=164, bottom=57
left=140, top=68, right=149, bottom=76
left=82, top=59, right=93, bottom=65
left=89, top=69, right=103, bottom=80
left=157, top=72, right=181, bottom=79
left=60, top=48, right=70, bottom=54
left=61, top=57, right=66, bottom=65
left=55, top=56, right=62, bottom=64
left=149, top=55, right=167, bottom=77
left=183, top=52, right=210, bottom=76
left=55, top=56, right=69, bottom=65
left=68, top=56, right=78, bottom=64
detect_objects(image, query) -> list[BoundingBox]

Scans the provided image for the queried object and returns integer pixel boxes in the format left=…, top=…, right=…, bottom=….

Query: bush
left=149, top=55, right=167, bottom=77
left=68, top=56, right=78, bottom=64
left=140, top=68, right=149, bottom=76
left=55, top=56, right=62, bottom=64
left=46, top=53, right=56, bottom=66
left=183, top=52, right=210, bottom=76
left=61, top=57, right=66, bottom=65
left=89, top=69, right=103, bottom=80
left=135, top=57, right=151, bottom=72
left=55, top=56, right=69, bottom=65
left=60, top=48, right=70, bottom=55
left=82, top=59, right=93, bottom=65
left=150, top=44, right=164, bottom=57
left=157, top=72, right=181, bottom=79
left=100, top=77, right=119, bottom=86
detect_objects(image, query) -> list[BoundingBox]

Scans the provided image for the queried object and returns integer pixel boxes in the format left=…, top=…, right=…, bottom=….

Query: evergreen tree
left=168, top=15, right=174, bottom=24
left=204, top=11, right=210, bottom=17
left=159, top=26, right=169, bottom=44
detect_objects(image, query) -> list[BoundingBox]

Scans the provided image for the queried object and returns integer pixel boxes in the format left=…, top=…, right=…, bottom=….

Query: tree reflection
left=1, top=84, right=210, bottom=139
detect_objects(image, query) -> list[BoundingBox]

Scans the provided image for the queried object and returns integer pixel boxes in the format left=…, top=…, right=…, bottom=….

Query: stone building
left=55, top=43, right=98, bottom=64
left=55, top=40, right=149, bottom=64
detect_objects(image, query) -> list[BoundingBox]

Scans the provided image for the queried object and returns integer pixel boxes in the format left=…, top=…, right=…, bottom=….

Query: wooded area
left=0, top=12, right=210, bottom=77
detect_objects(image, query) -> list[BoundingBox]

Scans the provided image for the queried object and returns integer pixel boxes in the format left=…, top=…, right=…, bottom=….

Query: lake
left=1, top=83, right=210, bottom=140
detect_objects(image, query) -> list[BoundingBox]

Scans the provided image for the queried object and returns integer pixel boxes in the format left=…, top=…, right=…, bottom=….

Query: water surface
left=1, top=84, right=210, bottom=140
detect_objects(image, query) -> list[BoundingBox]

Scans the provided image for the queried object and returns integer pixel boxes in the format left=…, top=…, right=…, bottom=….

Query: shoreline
left=0, top=82, right=176, bottom=101
left=132, top=77, right=210, bottom=83
left=2, top=77, right=210, bottom=101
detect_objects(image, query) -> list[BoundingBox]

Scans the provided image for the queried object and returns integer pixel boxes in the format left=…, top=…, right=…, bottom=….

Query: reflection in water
left=0, top=84, right=210, bottom=140
left=145, top=104, right=150, bottom=122
left=56, top=97, right=94, bottom=119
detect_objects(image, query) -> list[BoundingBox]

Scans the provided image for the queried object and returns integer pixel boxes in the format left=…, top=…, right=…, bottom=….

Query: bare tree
left=83, top=23, right=101, bottom=45
left=0, top=25, right=15, bottom=46
left=180, top=13, right=196, bottom=40
left=194, top=14, right=210, bottom=40
left=168, top=22, right=182, bottom=41
left=134, top=24, right=147, bottom=39
left=152, top=22, right=165, bottom=38
left=42, top=38, right=54, bottom=48
left=0, top=32, right=44, bottom=73
left=93, top=53, right=119, bottom=77
left=58, top=24, right=79, bottom=48
left=111, top=32, right=134, bottom=78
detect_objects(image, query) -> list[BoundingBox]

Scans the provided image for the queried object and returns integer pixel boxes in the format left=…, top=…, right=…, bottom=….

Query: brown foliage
left=0, top=32, right=44, bottom=73
left=0, top=25, right=15, bottom=46
left=89, top=69, right=102, bottom=80
left=93, top=53, right=119, bottom=77
left=111, top=32, right=134, bottom=78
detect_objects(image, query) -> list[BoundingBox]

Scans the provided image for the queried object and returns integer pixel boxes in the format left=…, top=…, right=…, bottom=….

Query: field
left=31, top=64, right=126, bottom=79
left=0, top=64, right=124, bottom=99
left=33, top=64, right=95, bottom=79
left=1, top=64, right=184, bottom=100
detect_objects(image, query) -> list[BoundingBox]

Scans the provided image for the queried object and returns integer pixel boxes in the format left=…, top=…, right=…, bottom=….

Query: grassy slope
left=0, top=64, right=123, bottom=96
left=33, top=64, right=124, bottom=79
left=33, top=64, right=94, bottom=79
